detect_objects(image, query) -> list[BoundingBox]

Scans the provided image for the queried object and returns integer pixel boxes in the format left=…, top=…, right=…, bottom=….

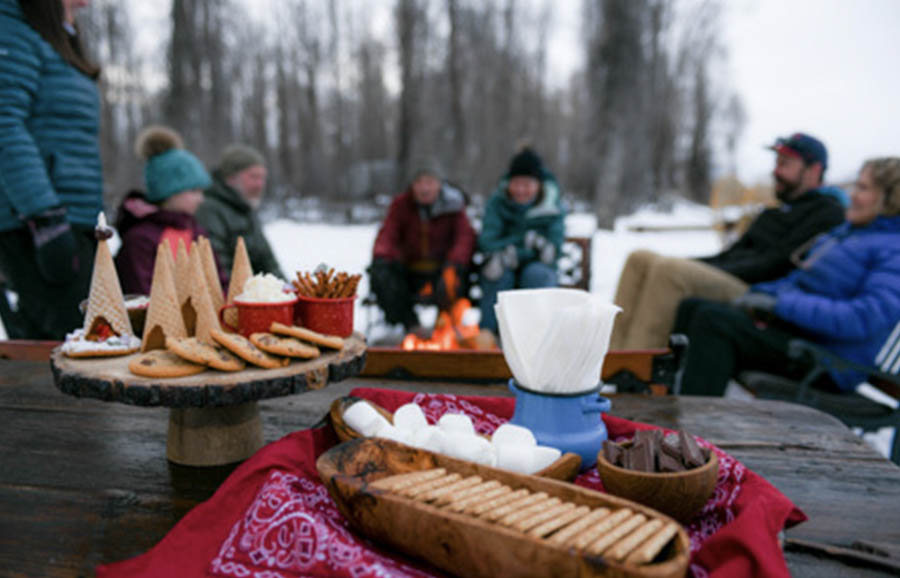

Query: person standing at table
left=370, top=159, right=476, bottom=331
left=610, top=133, right=846, bottom=350
left=675, top=157, right=900, bottom=396
left=195, top=144, right=285, bottom=280
left=478, top=146, right=566, bottom=334
left=0, top=0, right=103, bottom=339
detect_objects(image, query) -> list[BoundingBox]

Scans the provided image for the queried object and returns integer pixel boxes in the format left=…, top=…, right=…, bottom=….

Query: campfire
left=401, top=297, right=496, bottom=351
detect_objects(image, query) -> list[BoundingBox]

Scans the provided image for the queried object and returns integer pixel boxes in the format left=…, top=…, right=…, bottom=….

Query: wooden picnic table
left=1, top=358, right=899, bottom=577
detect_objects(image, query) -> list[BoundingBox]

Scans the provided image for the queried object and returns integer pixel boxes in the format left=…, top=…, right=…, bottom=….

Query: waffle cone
left=225, top=236, right=253, bottom=328
left=198, top=236, right=225, bottom=313
left=83, top=240, right=133, bottom=338
left=160, top=238, right=176, bottom=279
left=186, top=244, right=222, bottom=345
left=141, top=242, right=187, bottom=351
left=174, top=238, right=191, bottom=306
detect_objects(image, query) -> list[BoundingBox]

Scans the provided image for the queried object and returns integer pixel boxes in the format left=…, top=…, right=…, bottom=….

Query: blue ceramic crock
left=507, top=379, right=611, bottom=469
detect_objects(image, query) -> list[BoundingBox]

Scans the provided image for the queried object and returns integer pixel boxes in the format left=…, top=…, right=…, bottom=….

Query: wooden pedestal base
left=166, top=402, right=264, bottom=466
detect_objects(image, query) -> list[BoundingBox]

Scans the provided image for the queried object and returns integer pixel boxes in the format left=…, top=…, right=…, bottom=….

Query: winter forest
left=80, top=0, right=744, bottom=225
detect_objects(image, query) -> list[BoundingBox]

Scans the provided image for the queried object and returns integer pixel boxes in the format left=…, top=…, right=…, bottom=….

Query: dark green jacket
left=196, top=173, right=284, bottom=280
left=478, top=175, right=566, bottom=265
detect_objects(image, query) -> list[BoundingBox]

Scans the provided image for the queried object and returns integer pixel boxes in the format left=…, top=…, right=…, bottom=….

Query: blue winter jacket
left=754, top=216, right=900, bottom=391
left=478, top=172, right=566, bottom=266
left=0, top=0, right=103, bottom=231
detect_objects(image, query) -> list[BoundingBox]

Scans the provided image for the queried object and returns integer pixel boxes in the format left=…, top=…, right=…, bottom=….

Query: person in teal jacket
left=0, top=0, right=103, bottom=338
left=478, top=147, right=566, bottom=333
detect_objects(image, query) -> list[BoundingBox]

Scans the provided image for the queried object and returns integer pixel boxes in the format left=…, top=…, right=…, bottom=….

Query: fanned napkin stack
left=495, top=289, right=621, bottom=394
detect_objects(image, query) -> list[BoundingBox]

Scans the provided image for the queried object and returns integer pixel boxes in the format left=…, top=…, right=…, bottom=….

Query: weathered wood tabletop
left=1, top=359, right=899, bottom=577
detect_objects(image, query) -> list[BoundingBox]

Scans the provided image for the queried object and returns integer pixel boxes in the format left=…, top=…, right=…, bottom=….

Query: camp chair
left=738, top=322, right=900, bottom=465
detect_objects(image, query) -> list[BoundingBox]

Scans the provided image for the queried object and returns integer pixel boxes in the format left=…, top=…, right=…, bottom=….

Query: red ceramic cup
left=293, top=294, right=356, bottom=337
left=219, top=296, right=298, bottom=337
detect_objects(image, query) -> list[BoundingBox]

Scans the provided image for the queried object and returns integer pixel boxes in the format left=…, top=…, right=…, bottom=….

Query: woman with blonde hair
left=675, top=157, right=900, bottom=396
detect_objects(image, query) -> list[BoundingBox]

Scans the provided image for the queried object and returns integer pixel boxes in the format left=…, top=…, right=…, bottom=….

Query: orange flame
left=401, top=297, right=489, bottom=350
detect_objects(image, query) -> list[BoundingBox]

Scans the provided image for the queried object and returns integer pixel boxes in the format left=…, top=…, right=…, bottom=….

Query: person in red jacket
left=370, top=161, right=476, bottom=330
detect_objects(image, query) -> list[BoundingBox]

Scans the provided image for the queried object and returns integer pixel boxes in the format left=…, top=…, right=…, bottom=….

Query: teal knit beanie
left=136, top=126, right=212, bottom=203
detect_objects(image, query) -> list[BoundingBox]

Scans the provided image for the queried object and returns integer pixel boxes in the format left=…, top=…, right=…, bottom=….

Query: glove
left=501, top=244, right=518, bottom=269
left=25, top=207, right=80, bottom=285
left=524, top=231, right=555, bottom=264
left=733, top=292, right=777, bottom=316
left=482, top=252, right=505, bottom=282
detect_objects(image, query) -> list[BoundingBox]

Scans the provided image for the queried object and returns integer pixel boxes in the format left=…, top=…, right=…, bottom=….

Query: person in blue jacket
left=675, top=157, right=900, bottom=395
left=478, top=147, right=566, bottom=333
left=0, top=0, right=103, bottom=338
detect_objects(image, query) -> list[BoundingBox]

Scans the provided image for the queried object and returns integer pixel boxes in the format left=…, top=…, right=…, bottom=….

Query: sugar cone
left=199, top=236, right=225, bottom=314
left=160, top=238, right=176, bottom=280
left=141, top=243, right=187, bottom=351
left=186, top=244, right=222, bottom=345
left=82, top=239, right=133, bottom=338
left=224, top=236, right=253, bottom=328
left=174, top=239, right=191, bottom=306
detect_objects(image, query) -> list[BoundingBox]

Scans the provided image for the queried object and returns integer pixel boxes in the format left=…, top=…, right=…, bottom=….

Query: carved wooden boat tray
left=329, top=395, right=582, bottom=481
left=316, top=437, right=690, bottom=578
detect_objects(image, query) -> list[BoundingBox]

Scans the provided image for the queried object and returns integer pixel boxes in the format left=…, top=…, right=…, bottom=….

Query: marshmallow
left=495, top=443, right=534, bottom=474
left=531, top=446, right=562, bottom=473
left=444, top=433, right=495, bottom=466
left=393, top=403, right=429, bottom=432
left=438, top=413, right=476, bottom=436
left=491, top=423, right=537, bottom=448
left=343, top=401, right=390, bottom=437
left=374, top=423, right=411, bottom=444
left=410, top=425, right=447, bottom=453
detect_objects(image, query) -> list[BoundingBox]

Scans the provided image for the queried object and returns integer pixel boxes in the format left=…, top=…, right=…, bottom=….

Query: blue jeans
left=479, top=261, right=558, bottom=333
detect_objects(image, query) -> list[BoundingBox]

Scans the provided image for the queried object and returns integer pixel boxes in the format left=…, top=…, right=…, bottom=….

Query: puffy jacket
left=754, top=216, right=900, bottom=391
left=698, top=188, right=845, bottom=283
left=0, top=0, right=103, bottom=231
left=114, top=192, right=224, bottom=296
left=373, top=182, right=475, bottom=271
left=478, top=174, right=565, bottom=265
left=195, top=172, right=284, bottom=279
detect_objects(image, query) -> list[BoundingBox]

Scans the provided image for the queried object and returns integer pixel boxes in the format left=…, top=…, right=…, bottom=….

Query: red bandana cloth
left=98, top=388, right=806, bottom=578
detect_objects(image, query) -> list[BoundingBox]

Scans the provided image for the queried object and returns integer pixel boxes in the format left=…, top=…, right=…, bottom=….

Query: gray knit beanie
left=218, top=144, right=265, bottom=178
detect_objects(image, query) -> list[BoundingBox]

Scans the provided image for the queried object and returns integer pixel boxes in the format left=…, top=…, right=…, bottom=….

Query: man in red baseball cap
left=610, top=131, right=847, bottom=350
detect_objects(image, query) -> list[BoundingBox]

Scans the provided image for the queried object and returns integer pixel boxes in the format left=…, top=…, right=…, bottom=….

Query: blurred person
left=478, top=147, right=565, bottom=334
left=676, top=157, right=900, bottom=396
left=195, top=144, right=284, bottom=280
left=0, top=0, right=102, bottom=339
left=610, top=133, right=846, bottom=350
left=115, top=126, right=218, bottom=295
left=370, top=160, right=476, bottom=331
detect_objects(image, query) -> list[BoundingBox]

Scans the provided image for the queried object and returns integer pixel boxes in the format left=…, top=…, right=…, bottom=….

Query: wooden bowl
left=329, top=396, right=582, bottom=482
left=317, top=437, right=690, bottom=578
left=596, top=442, right=719, bottom=523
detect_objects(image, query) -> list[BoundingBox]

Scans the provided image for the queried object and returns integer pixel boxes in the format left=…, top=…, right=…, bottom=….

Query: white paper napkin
left=496, top=288, right=621, bottom=394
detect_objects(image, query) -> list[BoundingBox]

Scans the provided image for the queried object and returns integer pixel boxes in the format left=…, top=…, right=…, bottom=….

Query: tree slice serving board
left=49, top=333, right=367, bottom=466
left=50, top=332, right=367, bottom=408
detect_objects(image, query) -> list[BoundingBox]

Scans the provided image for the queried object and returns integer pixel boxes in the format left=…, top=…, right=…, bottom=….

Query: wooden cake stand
left=50, top=333, right=367, bottom=467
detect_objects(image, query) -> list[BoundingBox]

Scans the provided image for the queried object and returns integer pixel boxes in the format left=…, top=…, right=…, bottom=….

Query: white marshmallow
left=490, top=423, right=537, bottom=448
left=393, top=403, right=429, bottom=432
left=343, top=401, right=390, bottom=437
left=410, top=425, right=447, bottom=453
left=438, top=413, right=476, bottom=436
left=444, top=433, right=495, bottom=466
left=374, top=423, right=411, bottom=445
left=530, top=446, right=562, bottom=473
left=495, top=443, right=534, bottom=474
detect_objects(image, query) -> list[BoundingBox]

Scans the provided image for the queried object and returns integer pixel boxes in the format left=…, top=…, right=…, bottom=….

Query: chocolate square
left=628, top=440, right=655, bottom=472
left=679, top=431, right=706, bottom=468
left=603, top=440, right=625, bottom=467
left=661, top=433, right=682, bottom=461
left=658, top=452, right=686, bottom=473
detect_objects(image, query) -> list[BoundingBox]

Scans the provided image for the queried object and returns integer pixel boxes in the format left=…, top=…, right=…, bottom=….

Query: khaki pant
left=609, top=250, right=749, bottom=349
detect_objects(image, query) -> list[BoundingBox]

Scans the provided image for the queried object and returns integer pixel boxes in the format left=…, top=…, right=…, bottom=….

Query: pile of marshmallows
left=344, top=401, right=562, bottom=475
